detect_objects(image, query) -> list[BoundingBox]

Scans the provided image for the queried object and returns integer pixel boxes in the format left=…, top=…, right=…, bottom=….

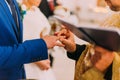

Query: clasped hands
left=42, top=27, right=76, bottom=51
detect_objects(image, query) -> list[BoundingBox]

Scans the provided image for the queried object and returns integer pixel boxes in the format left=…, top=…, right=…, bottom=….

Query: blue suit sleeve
left=0, top=39, right=48, bottom=69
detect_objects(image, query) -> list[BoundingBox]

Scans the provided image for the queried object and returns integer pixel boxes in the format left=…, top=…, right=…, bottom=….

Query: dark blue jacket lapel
left=13, top=0, right=23, bottom=43
left=0, top=0, right=23, bottom=43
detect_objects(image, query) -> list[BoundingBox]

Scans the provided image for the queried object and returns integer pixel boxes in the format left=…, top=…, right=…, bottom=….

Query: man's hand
left=91, top=46, right=115, bottom=72
left=35, top=59, right=50, bottom=70
left=42, top=35, right=65, bottom=49
left=55, top=28, right=76, bottom=52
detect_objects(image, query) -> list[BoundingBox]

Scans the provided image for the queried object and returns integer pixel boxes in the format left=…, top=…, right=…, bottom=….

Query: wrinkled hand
left=91, top=46, right=115, bottom=72
left=55, top=28, right=76, bottom=52
left=42, top=35, right=65, bottom=49
left=35, top=59, right=50, bottom=70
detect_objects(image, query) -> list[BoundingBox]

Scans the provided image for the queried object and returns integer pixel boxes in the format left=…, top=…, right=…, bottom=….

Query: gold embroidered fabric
left=74, top=45, right=120, bottom=80
left=74, top=45, right=89, bottom=80
left=74, top=44, right=104, bottom=80
left=101, top=13, right=120, bottom=28
left=112, top=52, right=120, bottom=80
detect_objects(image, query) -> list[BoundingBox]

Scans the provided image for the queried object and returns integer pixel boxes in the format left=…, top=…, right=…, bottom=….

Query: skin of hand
left=91, top=46, right=115, bottom=72
left=55, top=28, right=76, bottom=52
left=35, top=59, right=50, bottom=70
left=42, top=35, right=65, bottom=49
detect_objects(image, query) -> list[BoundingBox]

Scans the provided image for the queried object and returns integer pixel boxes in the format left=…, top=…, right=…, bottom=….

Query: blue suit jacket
left=0, top=0, right=48, bottom=80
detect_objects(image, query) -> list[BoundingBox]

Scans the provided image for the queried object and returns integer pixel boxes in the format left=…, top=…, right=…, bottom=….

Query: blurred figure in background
left=38, top=0, right=63, bottom=18
left=18, top=0, right=57, bottom=80
left=39, top=0, right=54, bottom=18
left=97, top=0, right=107, bottom=7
